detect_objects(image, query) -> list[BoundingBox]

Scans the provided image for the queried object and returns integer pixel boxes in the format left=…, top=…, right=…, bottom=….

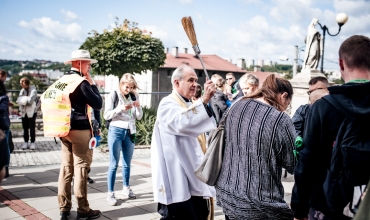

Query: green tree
left=5, top=74, right=47, bottom=91
left=80, top=18, right=166, bottom=77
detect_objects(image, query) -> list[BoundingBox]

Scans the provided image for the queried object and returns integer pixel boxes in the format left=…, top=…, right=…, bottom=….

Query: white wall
left=134, top=70, right=153, bottom=108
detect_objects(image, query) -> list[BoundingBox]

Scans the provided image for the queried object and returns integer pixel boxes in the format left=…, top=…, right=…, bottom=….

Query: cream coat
left=151, top=92, right=217, bottom=205
left=17, top=85, right=37, bottom=118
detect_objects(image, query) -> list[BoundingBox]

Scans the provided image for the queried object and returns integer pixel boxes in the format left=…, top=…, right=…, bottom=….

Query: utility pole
left=293, top=45, right=298, bottom=77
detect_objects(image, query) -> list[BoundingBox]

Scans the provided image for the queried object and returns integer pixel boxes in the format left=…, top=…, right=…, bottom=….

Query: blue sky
left=0, top=0, right=369, bottom=70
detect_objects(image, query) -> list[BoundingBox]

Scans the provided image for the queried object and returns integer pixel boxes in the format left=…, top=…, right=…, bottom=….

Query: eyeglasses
left=307, top=88, right=324, bottom=95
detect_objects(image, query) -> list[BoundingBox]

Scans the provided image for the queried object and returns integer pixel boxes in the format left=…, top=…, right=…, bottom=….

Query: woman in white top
left=104, top=73, right=143, bottom=206
left=17, top=77, right=37, bottom=150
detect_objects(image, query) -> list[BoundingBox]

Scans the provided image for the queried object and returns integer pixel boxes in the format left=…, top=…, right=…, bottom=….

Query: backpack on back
left=323, top=96, right=370, bottom=217
left=105, top=91, right=118, bottom=129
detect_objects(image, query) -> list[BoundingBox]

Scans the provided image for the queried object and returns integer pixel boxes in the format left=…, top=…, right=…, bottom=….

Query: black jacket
left=0, top=95, right=10, bottom=131
left=66, top=71, right=103, bottom=130
left=210, top=90, right=228, bottom=124
left=291, top=82, right=370, bottom=219
left=291, top=104, right=310, bottom=137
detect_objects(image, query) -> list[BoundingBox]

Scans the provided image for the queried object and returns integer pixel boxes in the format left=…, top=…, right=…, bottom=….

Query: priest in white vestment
left=151, top=64, right=217, bottom=220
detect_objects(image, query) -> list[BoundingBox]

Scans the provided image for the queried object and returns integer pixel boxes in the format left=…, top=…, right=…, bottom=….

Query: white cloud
left=333, top=0, right=370, bottom=16
left=141, top=25, right=169, bottom=40
left=108, top=13, right=114, bottom=20
left=237, top=0, right=263, bottom=4
left=177, top=0, right=193, bottom=4
left=195, top=12, right=203, bottom=21
left=18, top=17, right=84, bottom=43
left=270, top=7, right=282, bottom=22
left=61, top=9, right=78, bottom=21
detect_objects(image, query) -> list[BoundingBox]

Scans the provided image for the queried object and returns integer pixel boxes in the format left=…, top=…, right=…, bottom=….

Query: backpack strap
left=322, top=95, right=353, bottom=120
left=113, top=91, right=118, bottom=109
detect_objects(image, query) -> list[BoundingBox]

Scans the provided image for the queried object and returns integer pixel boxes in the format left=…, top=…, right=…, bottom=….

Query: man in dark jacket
left=292, top=35, right=370, bottom=220
left=292, top=76, right=330, bottom=138
left=56, top=50, right=103, bottom=220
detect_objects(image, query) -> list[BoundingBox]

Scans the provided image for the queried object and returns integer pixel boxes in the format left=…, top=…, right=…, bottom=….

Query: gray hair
left=171, top=64, right=195, bottom=87
left=239, top=73, right=259, bottom=87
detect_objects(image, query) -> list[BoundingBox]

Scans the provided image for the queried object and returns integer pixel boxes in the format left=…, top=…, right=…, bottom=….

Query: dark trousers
left=158, top=196, right=209, bottom=220
left=21, top=113, right=36, bottom=143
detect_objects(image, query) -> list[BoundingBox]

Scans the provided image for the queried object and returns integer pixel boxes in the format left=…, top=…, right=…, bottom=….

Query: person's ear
left=339, top=58, right=344, bottom=71
left=280, top=92, right=288, bottom=102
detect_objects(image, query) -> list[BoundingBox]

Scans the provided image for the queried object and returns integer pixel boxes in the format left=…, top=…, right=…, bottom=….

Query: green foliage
left=0, top=60, right=22, bottom=74
left=5, top=74, right=47, bottom=105
left=80, top=18, right=166, bottom=78
left=333, top=78, right=345, bottom=84
left=5, top=74, right=47, bottom=91
left=135, top=107, right=157, bottom=145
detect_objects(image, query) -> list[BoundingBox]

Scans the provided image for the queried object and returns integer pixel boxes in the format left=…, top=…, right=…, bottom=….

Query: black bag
left=8, top=130, right=14, bottom=154
left=323, top=96, right=370, bottom=216
left=105, top=91, right=118, bottom=129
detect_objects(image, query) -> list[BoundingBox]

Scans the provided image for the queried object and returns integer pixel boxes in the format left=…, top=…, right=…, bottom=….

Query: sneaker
left=87, top=177, right=94, bottom=184
left=122, top=186, right=136, bottom=199
left=30, top=143, right=36, bottom=150
left=60, top=211, right=70, bottom=220
left=76, top=209, right=101, bottom=220
left=106, top=192, right=117, bottom=206
left=21, top=142, right=29, bottom=149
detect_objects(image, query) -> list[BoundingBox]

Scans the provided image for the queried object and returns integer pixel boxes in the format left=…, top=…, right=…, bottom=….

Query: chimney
left=172, top=47, right=178, bottom=57
left=254, top=66, right=261, bottom=72
left=237, top=58, right=245, bottom=69
left=184, top=48, right=188, bottom=54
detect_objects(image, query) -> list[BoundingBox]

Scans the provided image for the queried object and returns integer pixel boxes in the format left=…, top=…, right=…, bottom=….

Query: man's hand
left=201, top=79, right=216, bottom=104
left=83, top=72, right=95, bottom=85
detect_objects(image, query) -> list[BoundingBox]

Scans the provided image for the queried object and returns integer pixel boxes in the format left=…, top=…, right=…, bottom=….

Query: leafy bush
left=135, top=107, right=157, bottom=145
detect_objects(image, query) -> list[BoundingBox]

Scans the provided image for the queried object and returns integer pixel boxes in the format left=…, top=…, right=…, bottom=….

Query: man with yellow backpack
left=41, top=50, right=102, bottom=220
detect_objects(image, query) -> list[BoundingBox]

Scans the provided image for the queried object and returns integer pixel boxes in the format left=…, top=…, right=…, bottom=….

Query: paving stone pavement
left=2, top=137, right=294, bottom=220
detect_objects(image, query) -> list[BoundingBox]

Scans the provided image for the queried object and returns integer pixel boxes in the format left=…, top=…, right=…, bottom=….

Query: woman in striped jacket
left=215, top=74, right=296, bottom=220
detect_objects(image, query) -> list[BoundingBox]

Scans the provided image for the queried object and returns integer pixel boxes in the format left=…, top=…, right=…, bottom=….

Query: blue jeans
left=107, top=126, right=134, bottom=192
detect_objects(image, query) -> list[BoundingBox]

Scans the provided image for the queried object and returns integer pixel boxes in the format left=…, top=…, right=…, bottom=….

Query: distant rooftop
left=162, top=53, right=246, bottom=73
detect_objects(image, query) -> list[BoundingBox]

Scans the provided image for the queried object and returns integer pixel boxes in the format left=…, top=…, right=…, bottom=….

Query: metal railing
left=7, top=90, right=171, bottom=117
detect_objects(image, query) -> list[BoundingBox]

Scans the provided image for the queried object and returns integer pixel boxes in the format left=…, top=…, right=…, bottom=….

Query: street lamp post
left=317, top=13, right=348, bottom=73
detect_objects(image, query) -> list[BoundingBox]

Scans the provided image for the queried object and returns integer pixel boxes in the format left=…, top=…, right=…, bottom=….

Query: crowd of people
left=0, top=34, right=370, bottom=220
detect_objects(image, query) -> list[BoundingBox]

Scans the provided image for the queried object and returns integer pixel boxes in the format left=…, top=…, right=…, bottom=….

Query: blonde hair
left=119, top=73, right=140, bottom=93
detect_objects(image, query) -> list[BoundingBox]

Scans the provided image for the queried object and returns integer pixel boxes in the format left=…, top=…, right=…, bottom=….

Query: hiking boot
left=122, top=186, right=136, bottom=199
left=21, top=142, right=29, bottom=149
left=30, top=142, right=36, bottom=150
left=87, top=177, right=94, bottom=184
left=60, top=211, right=70, bottom=220
left=76, top=209, right=101, bottom=220
left=106, top=192, right=117, bottom=206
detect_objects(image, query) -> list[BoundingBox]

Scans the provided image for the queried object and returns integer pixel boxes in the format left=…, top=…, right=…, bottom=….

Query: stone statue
left=303, top=18, right=323, bottom=70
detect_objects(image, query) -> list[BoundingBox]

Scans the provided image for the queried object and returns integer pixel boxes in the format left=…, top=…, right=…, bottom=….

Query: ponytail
left=247, top=74, right=293, bottom=111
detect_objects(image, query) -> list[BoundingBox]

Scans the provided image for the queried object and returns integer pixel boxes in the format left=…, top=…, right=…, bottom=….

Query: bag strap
left=113, top=91, right=118, bottom=109
left=217, top=96, right=243, bottom=128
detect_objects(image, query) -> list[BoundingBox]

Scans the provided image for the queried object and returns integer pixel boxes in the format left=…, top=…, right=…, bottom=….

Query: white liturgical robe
left=151, top=92, right=217, bottom=205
